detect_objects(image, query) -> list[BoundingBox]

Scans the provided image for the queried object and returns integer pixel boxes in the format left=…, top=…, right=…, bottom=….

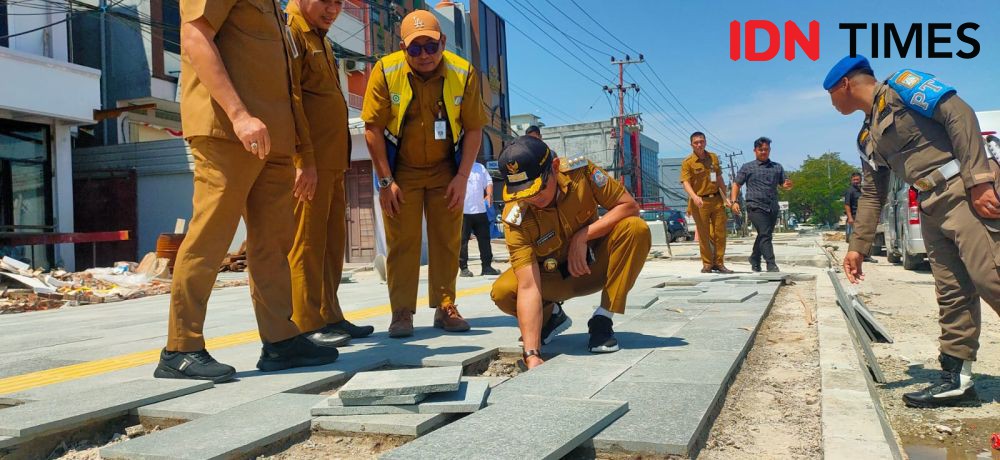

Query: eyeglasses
left=406, top=41, right=440, bottom=57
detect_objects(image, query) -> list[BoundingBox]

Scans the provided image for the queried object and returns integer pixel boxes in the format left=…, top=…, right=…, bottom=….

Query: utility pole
left=725, top=150, right=749, bottom=237
left=99, top=0, right=109, bottom=144
left=606, top=54, right=643, bottom=202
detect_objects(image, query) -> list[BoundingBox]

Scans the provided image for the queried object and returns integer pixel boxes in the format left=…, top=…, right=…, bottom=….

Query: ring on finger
left=250, top=141, right=259, bottom=153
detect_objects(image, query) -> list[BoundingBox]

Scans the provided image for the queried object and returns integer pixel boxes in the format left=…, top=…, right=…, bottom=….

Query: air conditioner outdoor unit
left=344, top=59, right=362, bottom=72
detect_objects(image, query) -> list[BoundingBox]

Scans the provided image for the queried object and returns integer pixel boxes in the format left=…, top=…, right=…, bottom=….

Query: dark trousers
left=460, top=212, right=493, bottom=270
left=748, top=204, right=779, bottom=265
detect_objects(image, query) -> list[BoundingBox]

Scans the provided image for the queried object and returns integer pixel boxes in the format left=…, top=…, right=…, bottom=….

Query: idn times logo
left=730, top=21, right=981, bottom=61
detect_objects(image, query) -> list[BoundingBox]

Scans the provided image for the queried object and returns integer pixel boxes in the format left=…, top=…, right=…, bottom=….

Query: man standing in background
left=681, top=132, right=733, bottom=273
left=730, top=137, right=793, bottom=272
left=460, top=161, right=500, bottom=277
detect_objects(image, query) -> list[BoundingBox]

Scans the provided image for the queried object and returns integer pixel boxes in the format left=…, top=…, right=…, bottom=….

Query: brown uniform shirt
left=179, top=0, right=313, bottom=167
left=680, top=151, right=723, bottom=201
left=285, top=2, right=349, bottom=171
left=360, top=59, right=489, bottom=168
left=850, top=81, right=991, bottom=254
left=503, top=161, right=625, bottom=271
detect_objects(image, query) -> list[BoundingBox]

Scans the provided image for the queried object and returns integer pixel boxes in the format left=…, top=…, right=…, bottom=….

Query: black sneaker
left=587, top=316, right=620, bottom=353
left=540, top=306, right=572, bottom=345
left=154, top=349, right=236, bottom=383
left=257, top=334, right=340, bottom=372
left=766, top=263, right=780, bottom=272
left=481, top=267, right=501, bottom=276
left=459, top=268, right=474, bottom=277
left=750, top=260, right=762, bottom=272
left=903, top=354, right=978, bottom=408
left=324, top=320, right=375, bottom=339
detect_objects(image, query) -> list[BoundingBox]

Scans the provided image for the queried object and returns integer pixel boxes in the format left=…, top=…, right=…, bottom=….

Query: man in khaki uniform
left=491, top=136, right=651, bottom=369
left=826, top=55, right=1000, bottom=407
left=285, top=0, right=374, bottom=342
left=156, top=0, right=340, bottom=383
left=362, top=10, right=488, bottom=338
left=680, top=131, right=733, bottom=273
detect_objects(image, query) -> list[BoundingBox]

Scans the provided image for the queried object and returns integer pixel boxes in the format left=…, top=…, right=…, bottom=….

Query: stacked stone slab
left=310, top=367, right=490, bottom=435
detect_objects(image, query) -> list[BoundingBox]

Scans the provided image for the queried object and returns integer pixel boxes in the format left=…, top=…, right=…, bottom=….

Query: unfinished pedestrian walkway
left=0, top=259, right=793, bottom=459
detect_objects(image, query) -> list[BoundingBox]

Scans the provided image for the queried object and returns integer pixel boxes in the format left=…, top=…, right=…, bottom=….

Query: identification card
left=434, top=119, right=447, bottom=140
left=284, top=25, right=299, bottom=58
left=710, top=172, right=717, bottom=182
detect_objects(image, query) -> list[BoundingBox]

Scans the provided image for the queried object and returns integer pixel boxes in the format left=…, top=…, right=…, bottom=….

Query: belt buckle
left=913, top=177, right=934, bottom=192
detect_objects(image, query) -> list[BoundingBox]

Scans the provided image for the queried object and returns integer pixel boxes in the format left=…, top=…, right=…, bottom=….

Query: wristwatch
left=377, top=176, right=394, bottom=189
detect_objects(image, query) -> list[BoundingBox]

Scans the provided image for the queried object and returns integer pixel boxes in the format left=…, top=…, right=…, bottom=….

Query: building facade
left=657, top=157, right=689, bottom=210
left=1, top=2, right=102, bottom=270
left=539, top=120, right=661, bottom=204
left=510, top=113, right=543, bottom=136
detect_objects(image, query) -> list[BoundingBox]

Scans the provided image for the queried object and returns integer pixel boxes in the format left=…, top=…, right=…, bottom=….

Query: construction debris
left=0, top=251, right=245, bottom=314
left=220, top=241, right=247, bottom=272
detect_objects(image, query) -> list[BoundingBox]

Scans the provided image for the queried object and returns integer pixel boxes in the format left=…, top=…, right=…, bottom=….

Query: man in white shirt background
left=460, top=162, right=500, bottom=277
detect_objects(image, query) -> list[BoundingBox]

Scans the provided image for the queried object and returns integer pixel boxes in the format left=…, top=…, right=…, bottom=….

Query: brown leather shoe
left=388, top=310, right=414, bottom=338
left=434, top=305, right=471, bottom=332
left=700, top=265, right=714, bottom=273
left=714, top=264, right=734, bottom=274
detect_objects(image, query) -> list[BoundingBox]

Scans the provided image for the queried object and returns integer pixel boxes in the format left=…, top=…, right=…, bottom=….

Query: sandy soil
left=700, top=277, right=823, bottom=459
left=846, top=247, right=1000, bottom=458
left=259, top=432, right=410, bottom=460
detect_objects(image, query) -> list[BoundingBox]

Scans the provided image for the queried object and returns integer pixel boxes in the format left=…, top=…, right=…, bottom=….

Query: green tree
left=779, top=152, right=858, bottom=226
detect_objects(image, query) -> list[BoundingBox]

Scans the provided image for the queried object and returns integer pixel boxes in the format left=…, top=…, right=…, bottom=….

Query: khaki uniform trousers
left=288, top=169, right=348, bottom=333
left=167, top=137, right=301, bottom=352
left=384, top=162, right=463, bottom=312
left=920, top=178, right=1000, bottom=361
left=491, top=216, right=651, bottom=315
left=691, top=194, right=727, bottom=267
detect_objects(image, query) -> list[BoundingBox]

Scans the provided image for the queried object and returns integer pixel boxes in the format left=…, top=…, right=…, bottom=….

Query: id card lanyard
left=434, top=101, right=447, bottom=141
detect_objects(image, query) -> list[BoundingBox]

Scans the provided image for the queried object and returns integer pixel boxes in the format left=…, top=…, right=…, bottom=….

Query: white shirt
left=463, top=162, right=492, bottom=214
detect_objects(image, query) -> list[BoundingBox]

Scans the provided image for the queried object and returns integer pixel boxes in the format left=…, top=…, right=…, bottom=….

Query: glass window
left=0, top=120, right=53, bottom=267
left=0, top=3, right=7, bottom=48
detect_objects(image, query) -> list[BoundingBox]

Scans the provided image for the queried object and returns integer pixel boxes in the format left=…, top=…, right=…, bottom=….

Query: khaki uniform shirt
left=179, top=0, right=313, bottom=167
left=850, top=82, right=991, bottom=254
left=286, top=2, right=349, bottom=171
left=680, top=151, right=723, bottom=206
left=503, top=161, right=625, bottom=271
left=360, top=60, right=489, bottom=168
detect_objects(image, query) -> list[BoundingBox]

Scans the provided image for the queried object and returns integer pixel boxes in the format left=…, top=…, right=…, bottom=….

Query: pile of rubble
left=0, top=253, right=172, bottom=314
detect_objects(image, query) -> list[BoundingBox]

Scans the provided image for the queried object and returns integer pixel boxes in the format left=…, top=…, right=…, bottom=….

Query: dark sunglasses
left=406, top=41, right=440, bottom=57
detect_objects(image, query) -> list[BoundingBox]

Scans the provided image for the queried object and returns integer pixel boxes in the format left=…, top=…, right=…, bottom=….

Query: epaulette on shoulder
left=559, top=156, right=589, bottom=173
left=503, top=203, right=523, bottom=226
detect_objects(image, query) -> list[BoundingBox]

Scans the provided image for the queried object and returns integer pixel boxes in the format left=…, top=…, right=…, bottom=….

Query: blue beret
left=823, top=55, right=872, bottom=90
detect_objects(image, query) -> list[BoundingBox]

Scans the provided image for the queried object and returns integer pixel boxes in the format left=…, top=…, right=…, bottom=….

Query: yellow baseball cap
left=400, top=10, right=442, bottom=47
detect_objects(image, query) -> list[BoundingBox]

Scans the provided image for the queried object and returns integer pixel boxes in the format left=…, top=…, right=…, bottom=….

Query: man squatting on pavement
left=491, top=136, right=652, bottom=369
left=825, top=54, right=1000, bottom=408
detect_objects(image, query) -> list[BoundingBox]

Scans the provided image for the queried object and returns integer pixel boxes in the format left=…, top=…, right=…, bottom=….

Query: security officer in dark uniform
left=825, top=55, right=1000, bottom=408
left=490, top=136, right=652, bottom=369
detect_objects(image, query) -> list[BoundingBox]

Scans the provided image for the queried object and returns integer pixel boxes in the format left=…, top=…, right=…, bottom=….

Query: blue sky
left=488, top=0, right=1000, bottom=170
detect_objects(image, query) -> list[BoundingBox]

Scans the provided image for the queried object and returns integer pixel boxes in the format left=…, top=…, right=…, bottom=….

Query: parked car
left=879, top=173, right=926, bottom=270
left=639, top=210, right=690, bottom=242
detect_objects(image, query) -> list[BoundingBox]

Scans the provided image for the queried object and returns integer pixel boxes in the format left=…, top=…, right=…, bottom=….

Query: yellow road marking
left=0, top=284, right=493, bottom=395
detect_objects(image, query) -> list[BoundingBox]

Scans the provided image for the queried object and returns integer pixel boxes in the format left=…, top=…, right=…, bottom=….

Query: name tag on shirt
left=434, top=119, right=447, bottom=141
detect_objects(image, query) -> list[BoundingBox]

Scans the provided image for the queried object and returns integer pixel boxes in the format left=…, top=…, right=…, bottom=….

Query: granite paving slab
left=0, top=436, right=18, bottom=449
left=338, top=366, right=462, bottom=399
left=625, top=293, right=659, bottom=310
left=380, top=395, right=628, bottom=460
left=138, top=355, right=389, bottom=420
left=330, top=392, right=427, bottom=406
left=313, top=413, right=454, bottom=437
left=0, top=379, right=211, bottom=438
left=590, top=381, right=722, bottom=456
left=615, top=349, right=742, bottom=385
left=101, top=393, right=324, bottom=460
left=314, top=380, right=489, bottom=416
left=688, top=289, right=758, bottom=304
left=673, top=324, right=754, bottom=352
left=725, top=278, right=771, bottom=285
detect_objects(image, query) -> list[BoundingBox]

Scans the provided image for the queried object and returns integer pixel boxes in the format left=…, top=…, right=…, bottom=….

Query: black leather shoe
left=154, top=349, right=236, bottom=383
left=481, top=267, right=501, bottom=276
left=903, top=354, right=978, bottom=408
left=766, top=263, right=780, bottom=272
left=257, top=334, right=340, bottom=372
left=587, top=316, right=620, bottom=353
left=324, top=320, right=374, bottom=339
left=305, top=330, right=351, bottom=347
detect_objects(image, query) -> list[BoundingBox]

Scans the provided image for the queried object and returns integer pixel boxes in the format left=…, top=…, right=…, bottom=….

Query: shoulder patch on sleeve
left=886, top=69, right=956, bottom=118
left=504, top=203, right=523, bottom=226
left=591, top=168, right=609, bottom=187
left=559, top=156, right=589, bottom=172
